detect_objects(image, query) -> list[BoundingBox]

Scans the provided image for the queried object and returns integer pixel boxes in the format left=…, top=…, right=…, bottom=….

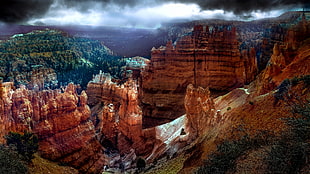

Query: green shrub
left=0, top=145, right=28, bottom=174
left=136, top=157, right=146, bottom=171
left=0, top=29, right=126, bottom=88
left=180, top=128, right=186, bottom=135
left=266, top=140, right=308, bottom=174
left=274, top=78, right=291, bottom=101
left=298, top=75, right=310, bottom=86
left=5, top=131, right=39, bottom=162
left=196, top=135, right=261, bottom=174
left=274, top=75, right=310, bottom=101
left=266, top=102, right=310, bottom=174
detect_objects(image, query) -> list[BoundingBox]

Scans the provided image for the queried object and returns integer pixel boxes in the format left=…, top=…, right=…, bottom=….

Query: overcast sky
left=0, top=0, right=308, bottom=28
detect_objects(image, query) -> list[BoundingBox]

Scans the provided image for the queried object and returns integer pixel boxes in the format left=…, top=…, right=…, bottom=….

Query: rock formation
left=258, top=17, right=310, bottom=95
left=27, top=67, right=58, bottom=90
left=0, top=82, right=107, bottom=173
left=241, top=48, right=258, bottom=84
left=146, top=84, right=228, bottom=164
left=122, top=56, right=150, bottom=79
left=87, top=72, right=215, bottom=169
left=141, top=25, right=257, bottom=127
left=87, top=72, right=154, bottom=166
left=184, top=84, right=216, bottom=139
left=1, top=11, right=308, bottom=174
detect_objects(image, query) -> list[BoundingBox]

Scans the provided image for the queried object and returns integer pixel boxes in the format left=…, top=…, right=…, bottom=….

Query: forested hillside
left=0, top=29, right=125, bottom=88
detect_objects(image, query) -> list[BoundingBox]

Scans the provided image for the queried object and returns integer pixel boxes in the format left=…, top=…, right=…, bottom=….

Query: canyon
left=0, top=11, right=309, bottom=173
left=141, top=25, right=257, bottom=127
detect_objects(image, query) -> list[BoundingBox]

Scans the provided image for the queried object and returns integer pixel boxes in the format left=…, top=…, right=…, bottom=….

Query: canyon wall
left=85, top=70, right=230, bottom=168
left=0, top=82, right=106, bottom=173
left=86, top=71, right=221, bottom=169
left=87, top=72, right=156, bottom=169
left=257, top=15, right=310, bottom=95
left=141, top=25, right=257, bottom=127
left=147, top=84, right=229, bottom=163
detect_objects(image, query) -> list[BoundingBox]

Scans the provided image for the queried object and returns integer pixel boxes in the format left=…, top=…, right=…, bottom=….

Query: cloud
left=175, top=0, right=308, bottom=14
left=0, top=0, right=308, bottom=27
left=0, top=0, right=53, bottom=23
left=63, top=0, right=308, bottom=14
left=28, top=2, right=203, bottom=28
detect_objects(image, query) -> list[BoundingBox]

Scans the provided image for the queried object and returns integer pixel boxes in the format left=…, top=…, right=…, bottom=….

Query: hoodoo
left=141, top=25, right=257, bottom=127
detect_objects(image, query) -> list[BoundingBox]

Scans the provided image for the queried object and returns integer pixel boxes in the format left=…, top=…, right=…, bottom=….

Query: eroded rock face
left=27, top=67, right=58, bottom=90
left=0, top=82, right=26, bottom=140
left=86, top=74, right=226, bottom=166
left=146, top=84, right=226, bottom=162
left=87, top=72, right=152, bottom=155
left=86, top=72, right=200, bottom=168
left=184, top=84, right=217, bottom=139
left=0, top=83, right=106, bottom=173
left=141, top=25, right=257, bottom=127
left=241, top=48, right=258, bottom=84
left=258, top=18, right=310, bottom=95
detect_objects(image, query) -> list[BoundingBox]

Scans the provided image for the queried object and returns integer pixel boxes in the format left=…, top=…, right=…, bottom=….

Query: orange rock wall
left=141, top=25, right=256, bottom=127
left=87, top=72, right=154, bottom=156
left=0, top=83, right=106, bottom=173
left=184, top=84, right=217, bottom=139
left=258, top=18, right=310, bottom=95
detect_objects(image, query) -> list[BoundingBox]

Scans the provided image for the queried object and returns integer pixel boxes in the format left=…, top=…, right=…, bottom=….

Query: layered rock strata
left=184, top=84, right=217, bottom=139
left=86, top=70, right=230, bottom=169
left=258, top=16, right=310, bottom=95
left=87, top=72, right=206, bottom=169
left=0, top=82, right=106, bottom=173
left=141, top=25, right=257, bottom=127
left=148, top=84, right=226, bottom=162
left=87, top=72, right=152, bottom=156
left=241, top=48, right=258, bottom=84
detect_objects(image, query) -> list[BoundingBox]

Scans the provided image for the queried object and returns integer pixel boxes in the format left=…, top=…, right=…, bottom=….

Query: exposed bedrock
left=141, top=25, right=257, bottom=127
left=0, top=82, right=107, bottom=173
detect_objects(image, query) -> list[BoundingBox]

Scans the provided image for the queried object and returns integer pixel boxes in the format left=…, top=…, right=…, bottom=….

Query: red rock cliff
left=87, top=72, right=154, bottom=158
left=141, top=25, right=256, bottom=127
left=0, top=83, right=106, bottom=173
left=257, top=17, right=310, bottom=95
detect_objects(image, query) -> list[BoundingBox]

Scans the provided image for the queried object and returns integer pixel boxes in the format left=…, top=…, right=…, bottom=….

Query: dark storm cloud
left=0, top=0, right=308, bottom=24
left=0, top=0, right=53, bottom=23
left=53, top=0, right=151, bottom=11
left=63, top=0, right=308, bottom=12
